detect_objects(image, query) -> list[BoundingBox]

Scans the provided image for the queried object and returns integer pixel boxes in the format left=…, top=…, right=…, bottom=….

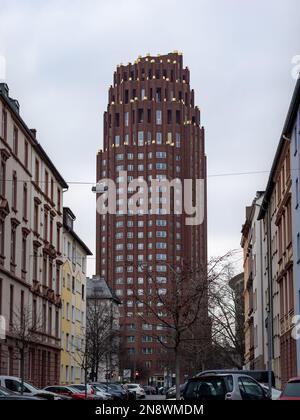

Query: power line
left=2, top=168, right=297, bottom=186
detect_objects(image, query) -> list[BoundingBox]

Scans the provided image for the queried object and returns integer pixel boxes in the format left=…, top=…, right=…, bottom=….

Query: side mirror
left=225, top=393, right=232, bottom=400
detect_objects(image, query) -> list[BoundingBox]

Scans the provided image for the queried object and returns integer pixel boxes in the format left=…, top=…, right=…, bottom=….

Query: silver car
left=183, top=373, right=271, bottom=401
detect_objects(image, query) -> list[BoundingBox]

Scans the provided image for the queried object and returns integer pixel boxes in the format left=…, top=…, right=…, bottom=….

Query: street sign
left=123, top=369, right=131, bottom=379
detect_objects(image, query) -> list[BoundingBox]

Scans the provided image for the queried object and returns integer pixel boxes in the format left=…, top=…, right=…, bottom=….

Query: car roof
left=286, top=377, right=300, bottom=382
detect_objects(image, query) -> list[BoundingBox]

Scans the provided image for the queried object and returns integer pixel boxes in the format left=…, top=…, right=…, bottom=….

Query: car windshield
left=185, top=377, right=227, bottom=400
left=282, top=381, right=300, bottom=397
left=109, top=384, right=122, bottom=390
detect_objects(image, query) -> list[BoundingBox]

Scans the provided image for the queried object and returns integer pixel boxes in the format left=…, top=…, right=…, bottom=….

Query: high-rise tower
left=96, top=52, right=207, bottom=385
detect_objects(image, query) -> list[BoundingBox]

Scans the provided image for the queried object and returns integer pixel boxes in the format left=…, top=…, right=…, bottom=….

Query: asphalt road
left=145, top=394, right=166, bottom=400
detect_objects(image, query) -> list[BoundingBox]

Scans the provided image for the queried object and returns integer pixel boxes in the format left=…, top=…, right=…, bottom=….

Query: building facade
left=95, top=52, right=207, bottom=385
left=0, top=83, right=68, bottom=387
left=60, top=207, right=92, bottom=384
left=228, top=272, right=245, bottom=368
left=288, top=78, right=300, bottom=376
left=241, top=192, right=268, bottom=372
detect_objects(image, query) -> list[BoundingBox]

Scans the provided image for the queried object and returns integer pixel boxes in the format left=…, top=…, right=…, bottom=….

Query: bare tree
left=130, top=260, right=211, bottom=400
left=86, top=294, right=120, bottom=383
left=10, top=304, right=42, bottom=394
left=208, top=259, right=245, bottom=368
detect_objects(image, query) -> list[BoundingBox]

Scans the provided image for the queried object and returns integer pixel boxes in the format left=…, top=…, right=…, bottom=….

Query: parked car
left=143, top=385, right=157, bottom=395
left=0, top=376, right=65, bottom=400
left=0, top=385, right=43, bottom=400
left=183, top=374, right=271, bottom=401
left=197, top=370, right=275, bottom=387
left=125, top=383, right=146, bottom=399
left=44, top=385, right=95, bottom=400
left=92, top=383, right=129, bottom=400
left=279, top=377, right=300, bottom=400
left=166, top=383, right=187, bottom=399
left=261, top=384, right=281, bottom=400
left=70, top=384, right=110, bottom=400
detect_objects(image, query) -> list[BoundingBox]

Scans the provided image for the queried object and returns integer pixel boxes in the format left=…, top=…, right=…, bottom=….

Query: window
left=156, top=110, right=162, bottom=125
left=9, top=285, right=14, bottom=325
left=116, top=153, right=124, bottom=161
left=1, top=109, right=7, bottom=141
left=156, top=163, right=167, bottom=170
left=10, top=225, right=16, bottom=265
left=296, top=178, right=299, bottom=208
left=0, top=220, right=5, bottom=258
left=23, top=183, right=28, bottom=220
left=0, top=158, right=6, bottom=197
left=238, top=377, right=265, bottom=400
left=24, top=140, right=29, bottom=168
left=12, top=172, right=17, bottom=210
left=124, top=111, right=129, bottom=127
left=21, top=234, right=27, bottom=272
left=176, top=133, right=181, bottom=147
left=138, top=109, right=144, bottom=123
left=35, top=159, right=39, bottom=184
left=13, top=126, right=18, bottom=155
left=156, top=132, right=162, bottom=144
left=57, top=188, right=61, bottom=212
left=127, top=153, right=133, bottom=160
left=115, top=135, right=120, bottom=146
left=138, top=131, right=144, bottom=146
left=155, top=88, right=161, bottom=102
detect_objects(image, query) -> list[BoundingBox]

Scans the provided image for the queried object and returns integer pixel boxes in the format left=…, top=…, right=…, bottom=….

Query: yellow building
left=60, top=207, right=92, bottom=384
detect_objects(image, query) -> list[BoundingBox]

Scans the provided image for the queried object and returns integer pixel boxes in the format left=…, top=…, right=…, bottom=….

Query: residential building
left=95, top=52, right=208, bottom=385
left=0, top=83, right=68, bottom=387
left=285, top=77, right=300, bottom=376
left=228, top=272, right=245, bottom=368
left=60, top=207, right=92, bottom=384
left=86, top=275, right=121, bottom=382
left=241, top=192, right=268, bottom=372
left=257, top=81, right=299, bottom=387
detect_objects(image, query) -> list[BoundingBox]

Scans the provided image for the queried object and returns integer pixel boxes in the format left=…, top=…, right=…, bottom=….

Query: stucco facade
left=60, top=207, right=92, bottom=384
left=0, top=83, right=68, bottom=387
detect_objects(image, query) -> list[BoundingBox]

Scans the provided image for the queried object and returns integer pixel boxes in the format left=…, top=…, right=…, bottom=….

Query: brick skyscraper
left=96, top=52, right=207, bottom=385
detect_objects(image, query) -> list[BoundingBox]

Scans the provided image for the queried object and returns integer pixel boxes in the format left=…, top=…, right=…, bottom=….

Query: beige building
left=60, top=207, right=92, bottom=384
left=0, top=83, right=68, bottom=387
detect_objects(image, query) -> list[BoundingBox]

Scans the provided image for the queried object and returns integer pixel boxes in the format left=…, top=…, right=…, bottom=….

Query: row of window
left=116, top=287, right=166, bottom=297
left=113, top=131, right=181, bottom=147
left=115, top=163, right=172, bottom=171
left=114, top=231, right=172, bottom=239
left=115, top=264, right=170, bottom=273
left=62, top=301, right=85, bottom=323
left=114, top=219, right=171, bottom=228
left=115, top=242, right=170, bottom=250
left=116, top=276, right=166, bottom=285
left=113, top=152, right=180, bottom=161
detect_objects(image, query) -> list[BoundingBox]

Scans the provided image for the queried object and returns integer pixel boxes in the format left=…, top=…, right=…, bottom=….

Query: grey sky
left=0, top=0, right=299, bottom=276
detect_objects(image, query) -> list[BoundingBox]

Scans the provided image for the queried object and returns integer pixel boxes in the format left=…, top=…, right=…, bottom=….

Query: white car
left=126, top=383, right=146, bottom=399
left=0, top=376, right=64, bottom=399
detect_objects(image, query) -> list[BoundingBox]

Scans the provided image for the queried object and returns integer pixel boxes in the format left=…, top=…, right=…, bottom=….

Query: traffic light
left=135, top=370, right=140, bottom=379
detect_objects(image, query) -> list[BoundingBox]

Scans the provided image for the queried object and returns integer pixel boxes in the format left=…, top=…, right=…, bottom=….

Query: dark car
left=166, top=383, right=187, bottom=399
left=92, top=383, right=130, bottom=400
left=0, top=385, right=42, bottom=400
left=143, top=385, right=157, bottom=395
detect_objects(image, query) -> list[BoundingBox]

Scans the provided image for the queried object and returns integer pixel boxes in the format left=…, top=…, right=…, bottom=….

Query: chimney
left=0, top=83, right=9, bottom=97
left=30, top=129, right=37, bottom=139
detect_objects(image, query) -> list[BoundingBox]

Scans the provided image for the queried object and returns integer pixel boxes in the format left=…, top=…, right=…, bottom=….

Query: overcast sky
left=0, top=0, right=299, bottom=277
